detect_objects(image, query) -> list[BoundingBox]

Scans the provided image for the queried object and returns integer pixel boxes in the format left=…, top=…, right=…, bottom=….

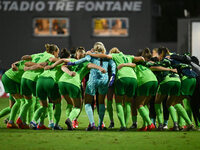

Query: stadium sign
left=0, top=0, right=143, bottom=12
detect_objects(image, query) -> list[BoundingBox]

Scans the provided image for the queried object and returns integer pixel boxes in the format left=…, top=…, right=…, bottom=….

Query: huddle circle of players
left=1, top=42, right=200, bottom=131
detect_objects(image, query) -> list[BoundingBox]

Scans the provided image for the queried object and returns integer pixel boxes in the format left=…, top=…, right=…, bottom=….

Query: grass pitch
left=0, top=98, right=200, bottom=150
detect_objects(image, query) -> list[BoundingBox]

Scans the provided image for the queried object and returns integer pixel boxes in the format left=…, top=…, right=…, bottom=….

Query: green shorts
left=58, top=82, right=81, bottom=99
left=157, top=81, right=181, bottom=96
left=115, top=77, right=137, bottom=97
left=21, top=78, right=36, bottom=96
left=137, top=81, right=158, bottom=96
left=36, top=77, right=61, bottom=101
left=1, top=74, right=20, bottom=94
left=181, top=76, right=196, bottom=96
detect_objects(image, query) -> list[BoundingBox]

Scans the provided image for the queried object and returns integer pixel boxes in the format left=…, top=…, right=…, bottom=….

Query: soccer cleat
left=86, top=123, right=97, bottom=131
left=72, top=119, right=79, bottom=129
left=108, top=122, right=115, bottom=129
left=97, top=126, right=107, bottom=131
left=53, top=125, right=63, bottom=130
left=29, top=121, right=37, bottom=130
left=130, top=123, right=137, bottom=129
left=7, top=122, right=18, bottom=129
left=163, top=125, right=168, bottom=130
left=170, top=125, right=179, bottom=131
left=157, top=124, right=163, bottom=131
left=65, top=118, right=73, bottom=130
left=102, top=122, right=105, bottom=128
left=37, top=124, right=50, bottom=130
left=16, top=117, right=26, bottom=129
left=48, top=123, right=54, bottom=129
left=184, top=124, right=196, bottom=131
left=147, top=123, right=155, bottom=131
left=119, top=127, right=127, bottom=131
left=138, top=126, right=148, bottom=131
left=4, top=118, right=9, bottom=124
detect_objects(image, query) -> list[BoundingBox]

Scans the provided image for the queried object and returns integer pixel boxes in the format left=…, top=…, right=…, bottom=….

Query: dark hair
left=45, top=44, right=59, bottom=54
left=157, top=47, right=169, bottom=58
left=75, top=47, right=86, bottom=58
left=59, top=48, right=71, bottom=58
left=141, top=48, right=152, bottom=60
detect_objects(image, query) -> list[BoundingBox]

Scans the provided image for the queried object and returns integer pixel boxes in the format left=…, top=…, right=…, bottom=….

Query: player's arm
left=21, top=55, right=32, bottom=61
left=109, top=59, right=116, bottom=75
left=87, top=63, right=107, bottom=73
left=11, top=61, right=20, bottom=71
left=49, top=57, right=59, bottom=63
left=61, top=65, right=76, bottom=76
left=86, top=51, right=112, bottom=59
left=150, top=66, right=177, bottom=73
left=24, top=64, right=44, bottom=71
left=44, top=59, right=70, bottom=70
left=133, top=56, right=145, bottom=62
left=117, top=63, right=136, bottom=70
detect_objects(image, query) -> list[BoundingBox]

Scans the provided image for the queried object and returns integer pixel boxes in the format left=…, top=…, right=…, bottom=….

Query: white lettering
left=85, top=1, right=94, bottom=11
left=133, top=1, right=142, bottom=11
left=48, top=1, right=56, bottom=11
left=76, top=1, right=85, bottom=11
left=111, top=1, right=121, bottom=11
left=95, top=1, right=105, bottom=11
left=56, top=1, right=65, bottom=11
left=3, top=1, right=11, bottom=11
left=35, top=1, right=45, bottom=12
left=29, top=1, right=35, bottom=11
left=65, top=1, right=75, bottom=11
left=8, top=1, right=18, bottom=11
left=20, top=1, right=29, bottom=11
left=122, top=1, right=132, bottom=11
left=105, top=1, right=114, bottom=11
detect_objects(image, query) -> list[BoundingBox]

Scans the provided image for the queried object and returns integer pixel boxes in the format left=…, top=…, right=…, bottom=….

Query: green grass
left=0, top=98, right=200, bottom=150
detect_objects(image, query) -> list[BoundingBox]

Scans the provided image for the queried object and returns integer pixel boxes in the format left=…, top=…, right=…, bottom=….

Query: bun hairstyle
left=109, top=47, right=120, bottom=54
left=93, top=42, right=106, bottom=54
left=141, top=47, right=152, bottom=60
left=60, top=48, right=71, bottom=58
left=45, top=44, right=59, bottom=54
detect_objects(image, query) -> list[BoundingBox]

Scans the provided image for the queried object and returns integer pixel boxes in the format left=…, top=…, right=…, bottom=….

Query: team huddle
left=1, top=41, right=200, bottom=131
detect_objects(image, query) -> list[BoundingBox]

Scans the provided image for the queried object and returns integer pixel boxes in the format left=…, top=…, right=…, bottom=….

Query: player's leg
left=0, top=95, right=14, bottom=119
left=107, top=86, right=115, bottom=128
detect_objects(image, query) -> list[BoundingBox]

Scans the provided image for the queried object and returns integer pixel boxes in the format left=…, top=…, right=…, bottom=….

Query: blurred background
left=0, top=0, right=200, bottom=69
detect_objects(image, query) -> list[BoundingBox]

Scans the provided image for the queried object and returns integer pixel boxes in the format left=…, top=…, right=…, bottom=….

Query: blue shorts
left=85, top=75, right=109, bottom=96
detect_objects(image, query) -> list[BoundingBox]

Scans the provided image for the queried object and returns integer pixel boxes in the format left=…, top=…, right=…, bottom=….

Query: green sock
left=27, top=96, right=36, bottom=123
left=155, top=104, right=163, bottom=124
left=66, top=104, right=73, bottom=118
left=17, top=98, right=25, bottom=115
left=197, top=119, right=200, bottom=128
left=39, top=107, right=47, bottom=125
left=183, top=98, right=193, bottom=120
left=35, top=97, right=41, bottom=111
left=168, top=106, right=178, bottom=123
left=174, top=104, right=192, bottom=125
left=107, top=100, right=114, bottom=122
left=9, top=98, right=21, bottom=122
left=143, top=105, right=150, bottom=127
left=132, top=116, right=137, bottom=124
left=69, top=108, right=81, bottom=121
left=19, top=98, right=33, bottom=123
left=138, top=106, right=152, bottom=126
left=178, top=114, right=186, bottom=127
left=98, top=104, right=106, bottom=126
left=33, top=106, right=46, bottom=123
left=0, top=107, right=11, bottom=118
left=116, top=103, right=126, bottom=127
left=124, top=102, right=131, bottom=127
left=54, top=103, right=61, bottom=125
left=48, top=103, right=54, bottom=124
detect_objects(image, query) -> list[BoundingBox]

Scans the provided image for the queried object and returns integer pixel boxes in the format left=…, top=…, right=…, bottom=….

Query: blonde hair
left=45, top=44, right=59, bottom=54
left=93, top=42, right=106, bottom=54
left=109, top=47, right=120, bottom=54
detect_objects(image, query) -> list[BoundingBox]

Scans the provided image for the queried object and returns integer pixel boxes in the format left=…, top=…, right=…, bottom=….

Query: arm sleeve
left=109, top=59, right=116, bottom=75
left=74, top=55, right=91, bottom=65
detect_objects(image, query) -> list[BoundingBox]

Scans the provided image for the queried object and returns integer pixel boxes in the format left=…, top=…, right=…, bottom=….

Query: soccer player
left=17, top=44, right=60, bottom=129
left=87, top=47, right=144, bottom=131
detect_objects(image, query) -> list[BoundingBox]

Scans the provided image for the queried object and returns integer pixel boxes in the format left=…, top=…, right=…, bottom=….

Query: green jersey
left=22, top=51, right=54, bottom=82
left=5, top=60, right=27, bottom=83
left=135, top=64, right=157, bottom=86
left=59, top=61, right=89, bottom=88
left=111, top=52, right=137, bottom=80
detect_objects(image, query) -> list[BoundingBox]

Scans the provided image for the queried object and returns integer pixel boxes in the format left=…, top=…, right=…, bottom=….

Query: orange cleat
left=147, top=123, right=155, bottom=131
left=37, top=125, right=50, bottom=130
left=7, top=122, right=18, bottom=129
left=138, top=126, right=148, bottom=131
left=72, top=120, right=79, bottom=129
